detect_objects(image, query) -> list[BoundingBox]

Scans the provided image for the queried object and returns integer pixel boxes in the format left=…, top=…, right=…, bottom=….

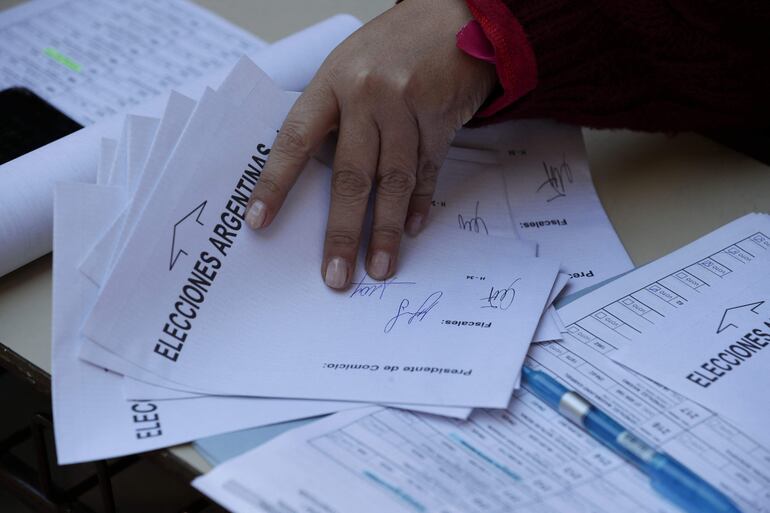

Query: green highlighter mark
left=43, top=47, right=81, bottom=72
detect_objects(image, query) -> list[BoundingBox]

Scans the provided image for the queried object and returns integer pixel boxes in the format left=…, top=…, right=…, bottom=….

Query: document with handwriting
left=73, top=66, right=519, bottom=420
left=191, top=217, right=770, bottom=512
left=193, top=337, right=770, bottom=513
left=0, top=0, right=265, bottom=124
left=72, top=67, right=530, bottom=419
left=454, top=121, right=634, bottom=295
left=556, top=213, right=770, bottom=358
left=613, top=250, right=770, bottom=448
left=82, top=66, right=559, bottom=407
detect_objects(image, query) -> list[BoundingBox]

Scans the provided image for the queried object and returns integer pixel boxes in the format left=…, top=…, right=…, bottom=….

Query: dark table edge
left=0, top=340, right=203, bottom=478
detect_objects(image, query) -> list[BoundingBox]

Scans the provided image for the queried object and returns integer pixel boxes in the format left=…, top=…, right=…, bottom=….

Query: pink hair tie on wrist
left=456, top=18, right=505, bottom=117
left=456, top=10, right=538, bottom=118
left=456, top=18, right=496, bottom=64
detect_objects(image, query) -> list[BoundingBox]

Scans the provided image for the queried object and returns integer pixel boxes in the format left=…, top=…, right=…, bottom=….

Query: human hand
left=246, top=0, right=496, bottom=289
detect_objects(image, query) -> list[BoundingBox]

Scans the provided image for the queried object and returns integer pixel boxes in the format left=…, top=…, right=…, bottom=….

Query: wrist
left=459, top=0, right=538, bottom=117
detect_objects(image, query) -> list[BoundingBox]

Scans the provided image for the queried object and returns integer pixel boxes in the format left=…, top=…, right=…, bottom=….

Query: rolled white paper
left=0, top=14, right=361, bottom=277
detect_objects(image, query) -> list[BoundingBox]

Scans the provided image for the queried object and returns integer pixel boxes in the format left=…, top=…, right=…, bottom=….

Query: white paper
left=81, top=62, right=304, bottom=289
left=74, top=70, right=503, bottom=420
left=79, top=57, right=292, bottom=288
left=427, top=153, right=517, bottom=238
left=454, top=121, right=634, bottom=295
left=126, top=115, right=160, bottom=193
left=96, top=138, right=117, bottom=185
left=98, top=109, right=532, bottom=419
left=120, top=376, right=475, bottom=421
left=612, top=250, right=770, bottom=448
left=80, top=311, right=476, bottom=419
left=193, top=337, right=770, bottom=513
left=83, top=153, right=556, bottom=405
left=0, top=0, right=266, bottom=123
left=0, top=14, right=362, bottom=277
left=556, top=213, right=770, bottom=358
left=106, top=92, right=197, bottom=276
left=81, top=70, right=559, bottom=407
left=531, top=272, right=570, bottom=343
left=105, top=117, right=130, bottom=187
left=52, top=182, right=359, bottom=464
left=80, top=115, right=158, bottom=285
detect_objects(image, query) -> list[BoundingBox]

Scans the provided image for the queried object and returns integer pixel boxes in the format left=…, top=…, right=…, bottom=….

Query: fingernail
left=369, top=251, right=391, bottom=280
left=406, top=214, right=423, bottom=236
left=324, top=257, right=348, bottom=289
left=246, top=200, right=266, bottom=229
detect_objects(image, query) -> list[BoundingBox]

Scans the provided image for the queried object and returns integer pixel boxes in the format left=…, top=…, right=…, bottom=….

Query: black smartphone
left=0, top=87, right=83, bottom=165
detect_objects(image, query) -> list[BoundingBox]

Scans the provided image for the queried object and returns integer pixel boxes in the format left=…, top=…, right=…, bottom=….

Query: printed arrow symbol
left=716, top=300, right=765, bottom=334
left=169, top=200, right=207, bottom=271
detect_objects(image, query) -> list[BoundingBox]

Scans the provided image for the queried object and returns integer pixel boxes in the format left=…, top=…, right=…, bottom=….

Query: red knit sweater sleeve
left=466, top=0, right=770, bottom=131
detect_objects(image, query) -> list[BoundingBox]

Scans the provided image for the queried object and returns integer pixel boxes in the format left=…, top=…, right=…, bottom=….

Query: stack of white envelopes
left=52, top=55, right=638, bottom=465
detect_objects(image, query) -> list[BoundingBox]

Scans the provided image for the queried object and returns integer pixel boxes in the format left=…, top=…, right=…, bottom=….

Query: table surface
left=1, top=0, right=769, bottom=477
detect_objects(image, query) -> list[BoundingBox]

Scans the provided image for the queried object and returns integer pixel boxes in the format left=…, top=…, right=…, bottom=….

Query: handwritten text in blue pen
left=481, top=278, right=521, bottom=310
left=537, top=155, right=573, bottom=202
left=384, top=291, right=443, bottom=333
left=349, top=276, right=416, bottom=300
left=458, top=200, right=489, bottom=234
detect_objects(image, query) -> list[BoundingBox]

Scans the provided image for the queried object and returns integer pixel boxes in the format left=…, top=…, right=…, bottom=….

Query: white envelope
left=82, top=73, right=559, bottom=407
left=76, top=74, right=533, bottom=420
left=53, top=182, right=354, bottom=464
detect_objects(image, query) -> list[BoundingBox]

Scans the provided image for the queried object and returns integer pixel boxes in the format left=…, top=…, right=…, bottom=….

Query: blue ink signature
left=349, top=276, right=416, bottom=300
left=537, top=156, right=573, bottom=202
left=481, top=279, right=520, bottom=310
left=458, top=201, right=489, bottom=234
left=384, top=291, right=443, bottom=333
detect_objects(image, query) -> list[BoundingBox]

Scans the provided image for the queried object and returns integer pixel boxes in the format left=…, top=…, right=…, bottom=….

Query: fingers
left=366, top=115, right=418, bottom=281
left=322, top=113, right=379, bottom=289
left=246, top=80, right=338, bottom=229
left=405, top=124, right=453, bottom=236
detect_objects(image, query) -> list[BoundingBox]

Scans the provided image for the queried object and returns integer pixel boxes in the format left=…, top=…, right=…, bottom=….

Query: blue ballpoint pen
left=521, top=365, right=742, bottom=513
